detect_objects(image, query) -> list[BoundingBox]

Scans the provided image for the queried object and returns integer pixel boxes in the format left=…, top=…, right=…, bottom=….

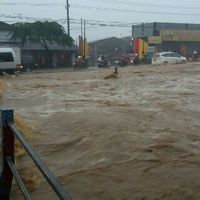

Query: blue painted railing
left=0, top=109, right=72, bottom=200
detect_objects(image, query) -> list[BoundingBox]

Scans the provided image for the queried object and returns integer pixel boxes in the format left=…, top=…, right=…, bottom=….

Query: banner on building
left=148, top=36, right=162, bottom=44
left=133, top=38, right=148, bottom=59
left=160, top=30, right=200, bottom=42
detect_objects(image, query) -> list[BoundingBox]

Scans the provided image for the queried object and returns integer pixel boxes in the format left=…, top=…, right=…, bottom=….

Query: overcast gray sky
left=1, top=0, right=200, bottom=41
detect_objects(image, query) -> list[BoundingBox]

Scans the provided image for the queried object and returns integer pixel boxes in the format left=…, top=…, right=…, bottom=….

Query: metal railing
left=0, top=109, right=72, bottom=200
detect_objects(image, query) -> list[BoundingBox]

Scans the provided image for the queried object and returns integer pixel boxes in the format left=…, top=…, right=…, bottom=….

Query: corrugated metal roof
left=0, top=31, right=13, bottom=42
left=0, top=31, right=76, bottom=51
left=0, top=22, right=10, bottom=31
left=22, top=41, right=76, bottom=51
left=89, top=37, right=121, bottom=44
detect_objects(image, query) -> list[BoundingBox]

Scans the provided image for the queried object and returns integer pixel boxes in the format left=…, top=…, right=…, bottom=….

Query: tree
left=9, top=21, right=74, bottom=67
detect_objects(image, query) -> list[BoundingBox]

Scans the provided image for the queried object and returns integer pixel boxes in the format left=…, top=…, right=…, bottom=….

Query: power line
left=1, top=1, right=200, bottom=16
left=71, top=26, right=113, bottom=30
left=0, top=2, right=64, bottom=6
left=89, top=0, right=200, bottom=11
left=70, top=18, right=135, bottom=25
left=1, top=1, right=200, bottom=11
left=0, top=14, right=136, bottom=27
left=70, top=21, right=131, bottom=27
left=71, top=4, right=200, bottom=16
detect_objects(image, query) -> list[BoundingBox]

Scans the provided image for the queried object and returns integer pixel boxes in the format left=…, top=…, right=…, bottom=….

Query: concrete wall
left=132, top=22, right=200, bottom=38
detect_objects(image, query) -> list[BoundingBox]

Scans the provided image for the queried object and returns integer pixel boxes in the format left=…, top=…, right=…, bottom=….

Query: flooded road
left=3, top=64, right=200, bottom=200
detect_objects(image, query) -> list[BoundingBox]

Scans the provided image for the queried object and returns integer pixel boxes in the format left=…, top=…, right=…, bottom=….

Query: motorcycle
left=130, top=54, right=140, bottom=65
left=73, top=57, right=88, bottom=69
left=115, top=57, right=129, bottom=67
left=97, top=60, right=109, bottom=68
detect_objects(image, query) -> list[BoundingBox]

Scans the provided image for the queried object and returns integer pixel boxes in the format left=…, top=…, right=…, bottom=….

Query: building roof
left=22, top=41, right=76, bottom=51
left=134, top=22, right=200, bottom=29
left=0, top=31, right=20, bottom=43
left=0, top=22, right=11, bottom=31
left=89, top=37, right=122, bottom=44
left=132, top=22, right=200, bottom=38
left=0, top=28, right=76, bottom=51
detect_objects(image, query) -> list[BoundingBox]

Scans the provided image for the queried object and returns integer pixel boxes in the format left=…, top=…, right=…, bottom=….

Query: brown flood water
left=2, top=64, right=200, bottom=200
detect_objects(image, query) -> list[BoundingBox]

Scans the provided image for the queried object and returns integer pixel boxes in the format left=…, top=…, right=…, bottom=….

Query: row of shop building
left=2, top=21, right=200, bottom=68
left=132, top=22, right=200, bottom=60
left=88, top=22, right=200, bottom=65
left=0, top=21, right=76, bottom=68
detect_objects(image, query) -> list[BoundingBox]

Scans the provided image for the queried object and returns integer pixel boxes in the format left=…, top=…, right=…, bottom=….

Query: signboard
left=148, top=36, right=162, bottom=44
left=133, top=38, right=148, bottom=59
left=160, top=30, right=200, bottom=41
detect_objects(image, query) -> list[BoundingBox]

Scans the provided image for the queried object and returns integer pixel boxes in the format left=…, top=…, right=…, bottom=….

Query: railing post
left=0, top=109, right=14, bottom=200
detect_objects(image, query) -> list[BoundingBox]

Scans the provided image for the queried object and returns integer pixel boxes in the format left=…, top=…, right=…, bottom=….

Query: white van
left=0, top=48, right=22, bottom=74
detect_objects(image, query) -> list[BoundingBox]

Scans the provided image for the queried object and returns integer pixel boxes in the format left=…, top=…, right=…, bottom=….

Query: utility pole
left=132, top=25, right=134, bottom=54
left=81, top=18, right=83, bottom=39
left=141, top=22, right=145, bottom=58
left=80, top=18, right=83, bottom=57
left=132, top=25, right=134, bottom=39
left=66, top=0, right=70, bottom=36
left=83, top=20, right=86, bottom=60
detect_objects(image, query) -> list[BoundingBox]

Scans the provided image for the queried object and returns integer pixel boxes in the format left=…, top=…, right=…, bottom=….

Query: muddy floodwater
left=3, top=64, right=200, bottom=200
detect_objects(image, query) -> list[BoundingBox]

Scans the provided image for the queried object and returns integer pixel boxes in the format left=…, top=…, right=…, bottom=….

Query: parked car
left=21, top=55, right=38, bottom=72
left=0, top=47, right=22, bottom=74
left=152, top=52, right=187, bottom=65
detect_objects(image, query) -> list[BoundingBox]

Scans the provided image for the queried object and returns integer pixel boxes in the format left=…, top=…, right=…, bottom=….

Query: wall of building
left=132, top=23, right=154, bottom=38
left=133, top=22, right=200, bottom=59
left=0, top=31, right=76, bottom=68
left=132, top=22, right=200, bottom=38
left=157, top=41, right=200, bottom=57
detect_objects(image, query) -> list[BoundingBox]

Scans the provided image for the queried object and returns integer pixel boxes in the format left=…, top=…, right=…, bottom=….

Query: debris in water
left=104, top=67, right=119, bottom=80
